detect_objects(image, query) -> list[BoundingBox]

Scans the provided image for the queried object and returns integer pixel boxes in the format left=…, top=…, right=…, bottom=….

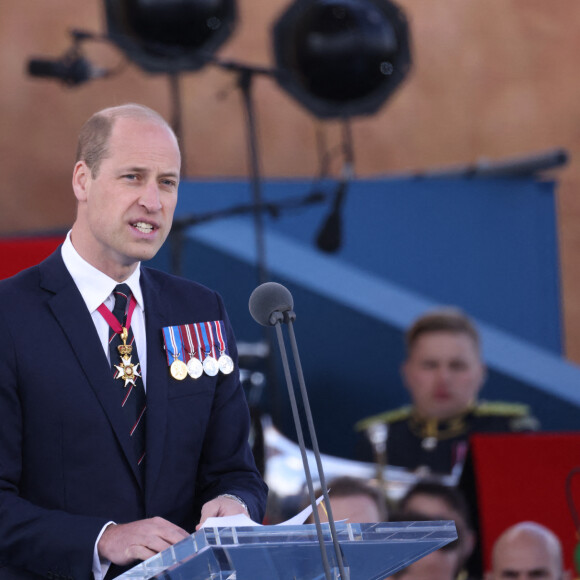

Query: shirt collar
left=61, top=231, right=144, bottom=313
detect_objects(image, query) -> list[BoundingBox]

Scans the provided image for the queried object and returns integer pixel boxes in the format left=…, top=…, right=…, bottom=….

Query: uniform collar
left=409, top=404, right=476, bottom=440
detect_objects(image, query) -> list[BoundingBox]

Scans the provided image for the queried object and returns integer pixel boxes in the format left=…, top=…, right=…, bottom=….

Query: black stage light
left=273, top=0, right=411, bottom=118
left=104, top=0, right=237, bottom=73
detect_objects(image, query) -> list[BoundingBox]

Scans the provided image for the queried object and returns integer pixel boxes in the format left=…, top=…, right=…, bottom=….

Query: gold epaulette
left=474, top=400, right=530, bottom=417
left=355, top=405, right=412, bottom=432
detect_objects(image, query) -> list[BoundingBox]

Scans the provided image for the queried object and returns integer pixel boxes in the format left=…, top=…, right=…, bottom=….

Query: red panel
left=0, top=236, right=65, bottom=279
left=471, top=432, right=580, bottom=573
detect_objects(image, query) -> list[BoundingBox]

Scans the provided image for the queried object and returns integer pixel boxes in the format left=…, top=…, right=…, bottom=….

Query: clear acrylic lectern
left=116, top=520, right=457, bottom=580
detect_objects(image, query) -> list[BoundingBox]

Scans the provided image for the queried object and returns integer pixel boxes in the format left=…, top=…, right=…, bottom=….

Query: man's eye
left=161, top=179, right=177, bottom=188
left=450, top=361, right=468, bottom=370
left=123, top=174, right=138, bottom=180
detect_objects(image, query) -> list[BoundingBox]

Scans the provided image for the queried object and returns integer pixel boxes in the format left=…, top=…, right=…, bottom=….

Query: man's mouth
left=132, top=222, right=156, bottom=234
left=433, top=388, right=451, bottom=400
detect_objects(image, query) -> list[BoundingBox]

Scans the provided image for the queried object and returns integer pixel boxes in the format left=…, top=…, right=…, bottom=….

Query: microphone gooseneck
left=249, top=282, right=348, bottom=580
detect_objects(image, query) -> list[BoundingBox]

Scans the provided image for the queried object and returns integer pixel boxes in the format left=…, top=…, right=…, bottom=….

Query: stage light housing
left=273, top=0, right=411, bottom=119
left=104, top=0, right=237, bottom=73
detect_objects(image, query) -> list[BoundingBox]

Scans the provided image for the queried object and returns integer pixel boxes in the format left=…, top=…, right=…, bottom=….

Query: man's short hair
left=75, top=103, right=176, bottom=178
left=398, top=480, right=473, bottom=530
left=405, top=308, right=480, bottom=353
left=389, top=511, right=462, bottom=578
left=311, top=476, right=387, bottom=521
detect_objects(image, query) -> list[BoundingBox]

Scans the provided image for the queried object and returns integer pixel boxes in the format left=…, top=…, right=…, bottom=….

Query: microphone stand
left=271, top=308, right=349, bottom=580
left=210, top=58, right=282, bottom=422
left=213, top=58, right=277, bottom=287
left=315, top=119, right=355, bottom=253
left=168, top=72, right=187, bottom=176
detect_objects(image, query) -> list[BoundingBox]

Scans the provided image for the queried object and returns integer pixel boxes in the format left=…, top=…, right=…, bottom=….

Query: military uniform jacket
left=356, top=402, right=539, bottom=474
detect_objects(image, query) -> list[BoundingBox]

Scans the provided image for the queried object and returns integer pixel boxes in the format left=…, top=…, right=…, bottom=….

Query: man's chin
left=126, top=240, right=165, bottom=263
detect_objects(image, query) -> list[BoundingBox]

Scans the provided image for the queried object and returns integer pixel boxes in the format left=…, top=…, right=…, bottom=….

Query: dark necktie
left=109, top=283, right=146, bottom=476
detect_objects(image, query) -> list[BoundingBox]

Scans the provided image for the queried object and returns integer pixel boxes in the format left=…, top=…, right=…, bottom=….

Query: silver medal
left=187, top=356, right=203, bottom=379
left=218, top=354, right=234, bottom=375
left=203, top=356, right=219, bottom=377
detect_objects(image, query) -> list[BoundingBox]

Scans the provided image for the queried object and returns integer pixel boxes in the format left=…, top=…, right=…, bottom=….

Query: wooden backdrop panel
left=2, top=0, right=580, bottom=361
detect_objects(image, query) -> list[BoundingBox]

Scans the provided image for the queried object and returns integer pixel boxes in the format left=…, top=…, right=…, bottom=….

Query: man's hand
left=196, top=496, right=249, bottom=530
left=98, top=517, right=190, bottom=566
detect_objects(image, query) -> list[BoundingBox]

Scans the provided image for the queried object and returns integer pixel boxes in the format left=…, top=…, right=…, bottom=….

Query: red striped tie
left=109, top=284, right=146, bottom=479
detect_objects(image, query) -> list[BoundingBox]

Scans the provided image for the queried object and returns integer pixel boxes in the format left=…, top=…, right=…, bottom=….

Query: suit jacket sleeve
left=0, top=307, right=108, bottom=579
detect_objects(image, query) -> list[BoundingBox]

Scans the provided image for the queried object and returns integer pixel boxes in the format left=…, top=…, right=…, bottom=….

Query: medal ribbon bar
left=162, top=326, right=185, bottom=364
left=193, top=323, right=206, bottom=361
left=183, top=323, right=203, bottom=379
left=213, top=320, right=228, bottom=356
left=199, top=322, right=214, bottom=359
left=183, top=323, right=198, bottom=362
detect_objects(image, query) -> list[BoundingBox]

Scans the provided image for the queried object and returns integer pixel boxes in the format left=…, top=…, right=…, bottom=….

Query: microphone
left=249, top=282, right=293, bottom=327
left=315, top=180, right=348, bottom=253
left=249, top=282, right=348, bottom=580
left=27, top=55, right=108, bottom=86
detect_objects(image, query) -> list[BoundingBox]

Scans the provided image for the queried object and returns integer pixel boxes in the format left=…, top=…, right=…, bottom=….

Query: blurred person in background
left=356, top=308, right=539, bottom=475
left=397, top=481, right=476, bottom=580
left=309, top=476, right=387, bottom=524
left=387, top=512, right=463, bottom=580
left=485, top=521, right=570, bottom=580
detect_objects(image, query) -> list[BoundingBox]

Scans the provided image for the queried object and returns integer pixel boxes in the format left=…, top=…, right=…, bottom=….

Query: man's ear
left=72, top=161, right=90, bottom=202
left=476, top=362, right=487, bottom=395
left=400, top=360, right=410, bottom=392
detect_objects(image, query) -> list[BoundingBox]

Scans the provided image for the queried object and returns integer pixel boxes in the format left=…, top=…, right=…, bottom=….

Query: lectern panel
left=116, top=521, right=457, bottom=580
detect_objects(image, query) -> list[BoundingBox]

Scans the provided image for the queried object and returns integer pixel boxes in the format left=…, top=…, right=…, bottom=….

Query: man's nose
left=435, top=366, right=452, bottom=383
left=140, top=181, right=162, bottom=212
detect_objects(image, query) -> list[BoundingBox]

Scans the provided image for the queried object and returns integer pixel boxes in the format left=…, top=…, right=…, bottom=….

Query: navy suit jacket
left=0, top=249, right=267, bottom=579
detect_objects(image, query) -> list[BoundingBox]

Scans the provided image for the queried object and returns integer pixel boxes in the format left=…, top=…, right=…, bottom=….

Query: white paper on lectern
left=200, top=495, right=325, bottom=529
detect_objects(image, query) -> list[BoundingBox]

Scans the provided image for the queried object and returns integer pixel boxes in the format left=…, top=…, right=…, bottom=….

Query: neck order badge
left=98, top=284, right=147, bottom=470
left=98, top=287, right=141, bottom=387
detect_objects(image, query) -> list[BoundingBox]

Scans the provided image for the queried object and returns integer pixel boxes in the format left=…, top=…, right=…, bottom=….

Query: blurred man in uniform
left=356, top=308, right=538, bottom=474
left=485, top=521, right=570, bottom=580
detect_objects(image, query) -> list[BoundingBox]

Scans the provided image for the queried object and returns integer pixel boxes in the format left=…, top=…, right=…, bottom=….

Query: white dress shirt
left=61, top=231, right=147, bottom=579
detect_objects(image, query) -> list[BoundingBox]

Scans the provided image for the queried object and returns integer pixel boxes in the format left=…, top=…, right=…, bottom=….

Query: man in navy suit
left=0, top=104, right=267, bottom=579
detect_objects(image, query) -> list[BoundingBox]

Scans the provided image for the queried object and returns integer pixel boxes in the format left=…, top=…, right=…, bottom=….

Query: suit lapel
left=140, top=269, right=170, bottom=501
left=39, top=250, right=144, bottom=488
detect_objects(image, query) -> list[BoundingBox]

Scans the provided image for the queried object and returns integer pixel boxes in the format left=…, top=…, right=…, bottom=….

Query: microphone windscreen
left=249, top=282, right=294, bottom=326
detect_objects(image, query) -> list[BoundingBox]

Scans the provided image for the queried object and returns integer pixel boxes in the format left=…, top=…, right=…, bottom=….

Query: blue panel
left=172, top=177, right=561, bottom=353
left=146, top=177, right=575, bottom=459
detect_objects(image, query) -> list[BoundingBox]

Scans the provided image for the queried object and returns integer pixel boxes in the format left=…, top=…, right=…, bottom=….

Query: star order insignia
left=114, top=355, right=141, bottom=388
